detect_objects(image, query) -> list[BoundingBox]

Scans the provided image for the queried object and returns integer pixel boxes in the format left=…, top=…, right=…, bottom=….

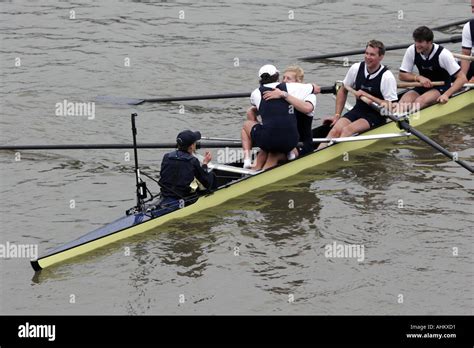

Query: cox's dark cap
left=176, top=130, right=201, bottom=147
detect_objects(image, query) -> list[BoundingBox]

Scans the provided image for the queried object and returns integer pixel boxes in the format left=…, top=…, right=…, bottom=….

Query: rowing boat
left=31, top=87, right=473, bottom=271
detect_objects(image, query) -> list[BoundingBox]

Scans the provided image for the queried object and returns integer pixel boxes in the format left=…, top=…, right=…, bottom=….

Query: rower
left=157, top=130, right=216, bottom=212
left=461, top=19, right=474, bottom=82
left=241, top=64, right=317, bottom=170
left=246, top=65, right=319, bottom=157
left=398, top=26, right=468, bottom=108
left=318, top=40, right=398, bottom=150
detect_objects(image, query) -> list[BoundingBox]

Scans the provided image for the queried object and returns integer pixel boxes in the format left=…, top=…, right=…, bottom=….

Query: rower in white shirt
left=318, top=40, right=398, bottom=150
left=398, top=26, right=467, bottom=109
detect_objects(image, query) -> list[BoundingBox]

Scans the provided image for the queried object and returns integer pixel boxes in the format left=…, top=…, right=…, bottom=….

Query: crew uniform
left=342, top=61, right=398, bottom=127
left=295, top=93, right=317, bottom=156
left=158, top=130, right=216, bottom=211
left=400, top=43, right=461, bottom=95
left=462, top=19, right=474, bottom=80
left=250, top=82, right=315, bottom=154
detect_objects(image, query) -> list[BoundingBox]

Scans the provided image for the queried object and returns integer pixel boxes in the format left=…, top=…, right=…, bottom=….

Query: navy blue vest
left=414, top=45, right=451, bottom=86
left=258, top=83, right=297, bottom=134
left=296, top=109, right=313, bottom=155
left=354, top=62, right=387, bottom=114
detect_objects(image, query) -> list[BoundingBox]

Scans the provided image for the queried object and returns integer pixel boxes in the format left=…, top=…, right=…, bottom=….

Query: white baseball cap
left=258, top=64, right=279, bottom=78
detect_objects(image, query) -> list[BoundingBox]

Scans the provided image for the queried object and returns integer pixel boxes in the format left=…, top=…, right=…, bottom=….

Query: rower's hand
left=437, top=93, right=449, bottom=104
left=354, top=90, right=368, bottom=100
left=323, top=114, right=340, bottom=126
left=203, top=151, right=212, bottom=165
left=312, top=83, right=321, bottom=94
left=418, top=75, right=433, bottom=88
left=262, top=88, right=284, bottom=100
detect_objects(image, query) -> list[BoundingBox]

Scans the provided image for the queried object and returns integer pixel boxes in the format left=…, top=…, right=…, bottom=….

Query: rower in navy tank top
left=255, top=82, right=299, bottom=154
left=461, top=19, right=474, bottom=81
left=349, top=61, right=389, bottom=125
left=317, top=40, right=398, bottom=150
left=412, top=44, right=452, bottom=94
left=399, top=26, right=467, bottom=109
left=241, top=64, right=317, bottom=170
left=245, top=66, right=318, bottom=158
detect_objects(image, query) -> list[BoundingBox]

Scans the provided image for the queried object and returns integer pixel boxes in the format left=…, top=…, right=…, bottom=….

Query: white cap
left=258, top=64, right=279, bottom=78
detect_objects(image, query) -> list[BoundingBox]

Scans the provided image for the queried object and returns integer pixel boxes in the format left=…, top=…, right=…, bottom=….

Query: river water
left=0, top=1, right=472, bottom=315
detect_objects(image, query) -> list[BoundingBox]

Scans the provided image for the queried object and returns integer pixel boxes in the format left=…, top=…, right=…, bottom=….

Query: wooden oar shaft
left=0, top=141, right=244, bottom=151
left=452, top=53, right=474, bottom=62
left=299, top=35, right=462, bottom=61
left=397, top=81, right=444, bottom=88
left=345, top=85, right=474, bottom=173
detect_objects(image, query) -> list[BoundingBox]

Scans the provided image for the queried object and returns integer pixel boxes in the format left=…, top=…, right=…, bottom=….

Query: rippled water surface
left=0, top=0, right=472, bottom=315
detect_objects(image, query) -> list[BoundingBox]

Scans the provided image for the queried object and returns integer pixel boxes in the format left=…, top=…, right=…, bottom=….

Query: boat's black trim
left=31, top=260, right=42, bottom=271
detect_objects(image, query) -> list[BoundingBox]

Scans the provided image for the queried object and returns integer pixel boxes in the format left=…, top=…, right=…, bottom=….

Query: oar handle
left=344, top=85, right=373, bottom=105
left=397, top=81, right=445, bottom=88
left=452, top=53, right=474, bottom=62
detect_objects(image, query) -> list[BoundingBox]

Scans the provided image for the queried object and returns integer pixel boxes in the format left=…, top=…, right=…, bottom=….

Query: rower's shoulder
left=346, top=61, right=362, bottom=74
left=437, top=45, right=457, bottom=61
left=381, top=67, right=396, bottom=80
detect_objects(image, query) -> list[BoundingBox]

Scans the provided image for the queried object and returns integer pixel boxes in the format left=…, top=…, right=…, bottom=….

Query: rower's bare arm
left=328, top=86, right=348, bottom=125
left=261, top=88, right=314, bottom=114
left=312, top=83, right=321, bottom=94
left=461, top=47, right=474, bottom=82
left=284, top=94, right=314, bottom=114
left=438, top=71, right=468, bottom=103
left=399, top=70, right=415, bottom=82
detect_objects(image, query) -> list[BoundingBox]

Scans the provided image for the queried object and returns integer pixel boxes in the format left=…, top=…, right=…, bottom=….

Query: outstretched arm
left=262, top=88, right=314, bottom=114
left=460, top=48, right=473, bottom=82
left=437, top=70, right=468, bottom=103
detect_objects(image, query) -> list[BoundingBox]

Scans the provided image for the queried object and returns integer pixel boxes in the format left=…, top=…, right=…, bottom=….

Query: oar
left=299, top=35, right=462, bottom=61
left=96, top=85, right=337, bottom=105
left=96, top=93, right=250, bottom=106
left=313, top=132, right=411, bottom=143
left=345, top=85, right=474, bottom=173
left=431, top=19, right=471, bottom=31
left=0, top=141, right=244, bottom=151
left=201, top=136, right=241, bottom=142
left=452, top=53, right=474, bottom=62
left=397, top=81, right=444, bottom=88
